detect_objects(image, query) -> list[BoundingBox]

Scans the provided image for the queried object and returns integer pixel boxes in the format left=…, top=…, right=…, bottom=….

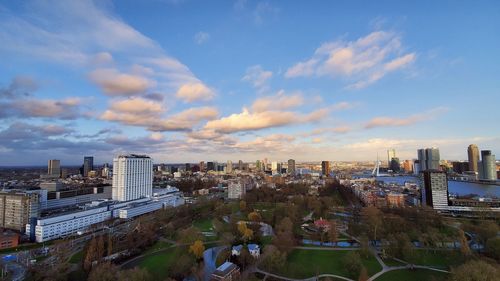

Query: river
left=376, top=176, right=500, bottom=198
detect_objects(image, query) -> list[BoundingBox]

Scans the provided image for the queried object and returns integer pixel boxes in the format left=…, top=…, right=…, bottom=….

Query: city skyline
left=1, top=1, right=500, bottom=165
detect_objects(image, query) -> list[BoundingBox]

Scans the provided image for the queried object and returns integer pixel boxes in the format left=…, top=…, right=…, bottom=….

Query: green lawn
left=143, top=240, right=172, bottom=255
left=381, top=257, right=406, bottom=267
left=69, top=250, right=84, bottom=264
left=270, top=249, right=382, bottom=279
left=193, top=218, right=213, bottom=232
left=135, top=248, right=180, bottom=280
left=261, top=236, right=273, bottom=246
left=375, top=269, right=449, bottom=281
left=412, top=250, right=464, bottom=268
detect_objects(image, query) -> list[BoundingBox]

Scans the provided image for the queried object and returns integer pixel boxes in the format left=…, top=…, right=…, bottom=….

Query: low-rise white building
left=27, top=206, right=111, bottom=242
left=27, top=186, right=184, bottom=242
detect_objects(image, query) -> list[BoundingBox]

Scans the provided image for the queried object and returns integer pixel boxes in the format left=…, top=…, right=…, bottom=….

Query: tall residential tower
left=467, top=144, right=480, bottom=173
left=112, top=155, right=153, bottom=202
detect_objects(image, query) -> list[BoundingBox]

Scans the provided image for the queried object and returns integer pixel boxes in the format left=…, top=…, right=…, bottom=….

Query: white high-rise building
left=387, top=149, right=396, bottom=167
left=271, top=161, right=282, bottom=174
left=112, top=155, right=153, bottom=202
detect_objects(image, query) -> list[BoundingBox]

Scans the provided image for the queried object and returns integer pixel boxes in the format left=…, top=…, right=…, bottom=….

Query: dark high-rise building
left=321, top=161, right=330, bottom=177
left=389, top=157, right=400, bottom=172
left=207, top=162, right=215, bottom=171
left=452, top=161, right=469, bottom=174
left=185, top=163, right=191, bottom=172
left=417, top=148, right=440, bottom=172
left=199, top=161, right=205, bottom=172
left=421, top=170, right=449, bottom=210
left=238, top=160, right=244, bottom=170
left=288, top=159, right=296, bottom=175
left=467, top=144, right=479, bottom=173
left=83, top=156, right=94, bottom=177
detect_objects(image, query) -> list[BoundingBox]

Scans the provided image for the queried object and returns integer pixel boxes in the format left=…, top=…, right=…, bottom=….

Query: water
left=376, top=176, right=500, bottom=198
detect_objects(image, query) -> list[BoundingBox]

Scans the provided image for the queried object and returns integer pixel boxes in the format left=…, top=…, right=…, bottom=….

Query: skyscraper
left=417, top=149, right=427, bottom=171
left=83, top=156, right=94, bottom=177
left=389, top=157, right=400, bottom=172
left=426, top=148, right=440, bottom=170
left=421, top=170, right=449, bottom=210
left=271, top=162, right=281, bottom=174
left=321, top=161, right=330, bottom=177
left=47, top=159, right=60, bottom=177
left=227, top=160, right=233, bottom=174
left=467, top=144, right=480, bottom=173
left=478, top=150, right=496, bottom=181
left=417, top=148, right=440, bottom=172
left=403, top=160, right=413, bottom=173
left=207, top=162, right=215, bottom=171
left=238, top=160, right=244, bottom=170
left=288, top=159, right=296, bottom=176
left=199, top=161, right=205, bottom=172
left=256, top=160, right=262, bottom=171
left=112, top=155, right=153, bottom=202
left=387, top=149, right=396, bottom=167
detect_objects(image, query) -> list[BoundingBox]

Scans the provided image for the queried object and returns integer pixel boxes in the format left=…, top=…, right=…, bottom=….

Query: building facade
left=387, top=149, right=396, bottom=167
left=467, top=144, right=480, bottom=173
left=112, top=155, right=153, bottom=202
left=418, top=148, right=440, bottom=171
left=288, top=159, right=296, bottom=176
left=321, top=161, right=330, bottom=177
left=228, top=182, right=246, bottom=199
left=421, top=170, right=449, bottom=210
left=83, top=156, right=94, bottom=177
left=479, top=150, right=496, bottom=181
left=47, top=159, right=60, bottom=177
left=0, top=190, right=44, bottom=232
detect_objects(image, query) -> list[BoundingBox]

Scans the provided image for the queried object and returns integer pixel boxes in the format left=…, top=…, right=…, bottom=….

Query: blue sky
left=0, top=0, right=499, bottom=165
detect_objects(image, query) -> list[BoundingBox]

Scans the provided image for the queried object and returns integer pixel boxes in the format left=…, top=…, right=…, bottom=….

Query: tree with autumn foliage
left=238, top=222, right=254, bottom=242
left=248, top=211, right=262, bottom=222
left=189, top=240, right=205, bottom=260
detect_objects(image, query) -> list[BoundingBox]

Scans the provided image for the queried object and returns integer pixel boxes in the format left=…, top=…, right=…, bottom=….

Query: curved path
left=254, top=268, right=354, bottom=281
left=368, top=265, right=449, bottom=281
left=252, top=244, right=449, bottom=281
left=203, top=246, right=227, bottom=281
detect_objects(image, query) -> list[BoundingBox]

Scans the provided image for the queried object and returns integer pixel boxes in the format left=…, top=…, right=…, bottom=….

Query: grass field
left=374, top=269, right=449, bottom=281
left=193, top=218, right=213, bottom=232
left=413, top=250, right=464, bottom=268
left=143, top=240, right=172, bottom=255
left=271, top=249, right=382, bottom=279
left=135, top=248, right=180, bottom=280
left=69, top=250, right=84, bottom=264
left=381, top=257, right=406, bottom=267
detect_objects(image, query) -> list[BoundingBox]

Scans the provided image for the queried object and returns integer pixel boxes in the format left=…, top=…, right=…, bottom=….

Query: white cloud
left=194, top=32, right=210, bottom=44
left=89, top=68, right=152, bottom=96
left=251, top=90, right=303, bottom=112
left=204, top=107, right=328, bottom=133
left=176, top=83, right=215, bottom=103
left=0, top=1, right=213, bottom=104
left=285, top=30, right=416, bottom=89
left=364, top=107, right=448, bottom=129
left=101, top=95, right=218, bottom=132
left=242, top=65, right=273, bottom=92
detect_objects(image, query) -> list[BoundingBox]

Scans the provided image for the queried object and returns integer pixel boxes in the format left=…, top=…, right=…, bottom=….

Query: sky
left=0, top=0, right=499, bottom=165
